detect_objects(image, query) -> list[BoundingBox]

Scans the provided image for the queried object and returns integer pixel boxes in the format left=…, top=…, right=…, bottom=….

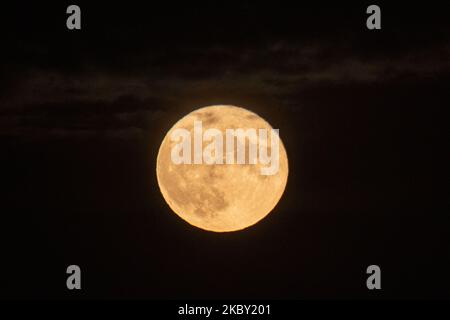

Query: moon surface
left=156, top=105, right=288, bottom=232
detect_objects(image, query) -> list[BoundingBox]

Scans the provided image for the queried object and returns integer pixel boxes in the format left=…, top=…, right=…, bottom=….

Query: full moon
left=156, top=105, right=288, bottom=232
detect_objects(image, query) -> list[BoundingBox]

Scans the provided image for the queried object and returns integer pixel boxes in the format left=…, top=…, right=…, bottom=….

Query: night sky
left=1, top=2, right=449, bottom=299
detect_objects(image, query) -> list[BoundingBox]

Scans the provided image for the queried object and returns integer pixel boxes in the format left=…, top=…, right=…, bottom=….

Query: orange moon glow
left=156, top=105, right=288, bottom=232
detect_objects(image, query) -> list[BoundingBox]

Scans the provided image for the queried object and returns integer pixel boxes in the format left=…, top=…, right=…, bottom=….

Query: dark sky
left=1, top=2, right=449, bottom=299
